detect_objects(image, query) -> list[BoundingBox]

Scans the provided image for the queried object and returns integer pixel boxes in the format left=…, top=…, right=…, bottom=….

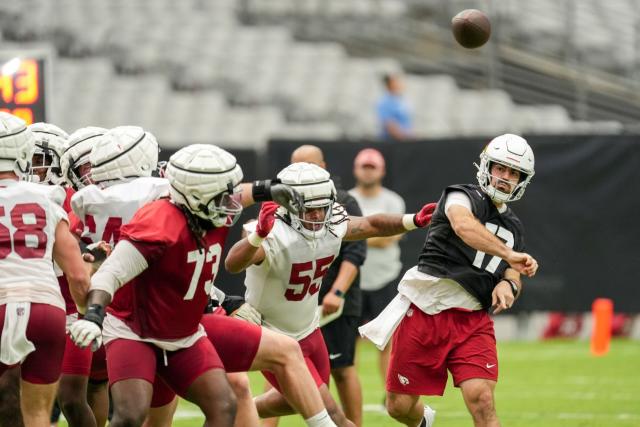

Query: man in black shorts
left=349, top=148, right=406, bottom=394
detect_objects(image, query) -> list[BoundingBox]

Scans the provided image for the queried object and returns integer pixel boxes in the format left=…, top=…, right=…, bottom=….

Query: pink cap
left=354, top=148, right=385, bottom=169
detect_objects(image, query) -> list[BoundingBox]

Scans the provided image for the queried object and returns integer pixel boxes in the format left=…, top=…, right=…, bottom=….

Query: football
left=451, top=9, right=491, bottom=49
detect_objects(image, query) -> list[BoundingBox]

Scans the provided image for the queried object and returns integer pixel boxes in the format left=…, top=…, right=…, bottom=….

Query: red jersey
left=108, top=199, right=228, bottom=340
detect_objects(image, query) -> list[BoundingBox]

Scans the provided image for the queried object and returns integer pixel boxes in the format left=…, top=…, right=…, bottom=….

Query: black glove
left=205, top=297, right=219, bottom=314
left=252, top=179, right=304, bottom=214
left=221, top=295, right=246, bottom=315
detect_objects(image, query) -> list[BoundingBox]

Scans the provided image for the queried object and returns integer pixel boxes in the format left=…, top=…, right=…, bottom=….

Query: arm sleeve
left=444, top=191, right=473, bottom=214
left=91, top=240, right=149, bottom=297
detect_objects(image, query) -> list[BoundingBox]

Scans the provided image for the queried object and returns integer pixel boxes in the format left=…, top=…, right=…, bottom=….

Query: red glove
left=256, top=202, right=279, bottom=238
left=413, top=202, right=437, bottom=228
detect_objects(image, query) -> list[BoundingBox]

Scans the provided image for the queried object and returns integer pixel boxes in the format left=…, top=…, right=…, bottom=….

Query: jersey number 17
left=472, top=222, right=514, bottom=274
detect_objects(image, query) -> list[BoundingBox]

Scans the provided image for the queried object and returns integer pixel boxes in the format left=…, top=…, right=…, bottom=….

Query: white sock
left=305, top=409, right=337, bottom=427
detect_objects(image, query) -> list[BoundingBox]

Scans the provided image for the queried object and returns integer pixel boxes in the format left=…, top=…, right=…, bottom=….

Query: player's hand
left=413, top=202, right=437, bottom=228
left=506, top=251, right=538, bottom=277
left=232, top=303, right=262, bottom=325
left=82, top=241, right=112, bottom=275
left=270, top=184, right=304, bottom=215
left=322, top=292, right=343, bottom=316
left=256, top=202, right=279, bottom=238
left=68, top=319, right=102, bottom=351
left=491, top=281, right=515, bottom=314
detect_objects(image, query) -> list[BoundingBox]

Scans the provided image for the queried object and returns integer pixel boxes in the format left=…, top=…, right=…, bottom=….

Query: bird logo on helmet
left=61, top=126, right=107, bottom=190
left=165, top=144, right=244, bottom=228
left=28, top=122, right=68, bottom=185
left=90, top=126, right=159, bottom=188
left=0, top=112, right=36, bottom=181
left=276, top=162, right=338, bottom=240
left=475, top=133, right=535, bottom=203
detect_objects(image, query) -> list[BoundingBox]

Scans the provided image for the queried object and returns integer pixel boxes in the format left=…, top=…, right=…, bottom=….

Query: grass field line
left=173, top=407, right=640, bottom=421
left=495, top=391, right=638, bottom=400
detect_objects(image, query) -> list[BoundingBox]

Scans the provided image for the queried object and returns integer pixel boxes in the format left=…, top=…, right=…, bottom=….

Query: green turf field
left=60, top=339, right=640, bottom=426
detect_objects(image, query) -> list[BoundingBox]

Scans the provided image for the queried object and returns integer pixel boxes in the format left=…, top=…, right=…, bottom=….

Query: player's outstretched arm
left=343, top=202, right=436, bottom=241
left=446, top=205, right=538, bottom=277
left=52, top=220, right=91, bottom=311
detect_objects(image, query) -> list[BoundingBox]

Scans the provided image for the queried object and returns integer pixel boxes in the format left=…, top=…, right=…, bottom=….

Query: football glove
left=413, top=202, right=437, bottom=228
left=68, top=304, right=104, bottom=351
left=256, top=202, right=280, bottom=238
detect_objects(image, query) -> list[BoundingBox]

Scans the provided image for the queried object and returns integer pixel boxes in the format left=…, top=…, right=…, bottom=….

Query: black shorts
left=320, top=315, right=360, bottom=369
left=361, top=279, right=398, bottom=324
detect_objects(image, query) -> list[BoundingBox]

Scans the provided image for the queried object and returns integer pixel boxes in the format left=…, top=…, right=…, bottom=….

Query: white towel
left=358, top=293, right=411, bottom=350
left=1, top=302, right=36, bottom=365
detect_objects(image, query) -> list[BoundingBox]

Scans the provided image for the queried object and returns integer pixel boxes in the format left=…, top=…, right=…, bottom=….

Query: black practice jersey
left=418, top=184, right=525, bottom=309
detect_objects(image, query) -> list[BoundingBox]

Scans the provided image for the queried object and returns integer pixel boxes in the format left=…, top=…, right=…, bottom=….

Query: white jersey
left=244, top=209, right=348, bottom=341
left=71, top=177, right=169, bottom=245
left=0, top=179, right=68, bottom=310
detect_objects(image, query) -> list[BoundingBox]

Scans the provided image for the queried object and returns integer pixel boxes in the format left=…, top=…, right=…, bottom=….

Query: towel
left=358, top=293, right=411, bottom=350
left=1, top=302, right=36, bottom=365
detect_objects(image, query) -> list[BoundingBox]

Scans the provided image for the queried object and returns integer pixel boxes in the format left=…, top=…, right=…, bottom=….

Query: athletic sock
left=305, top=409, right=337, bottom=427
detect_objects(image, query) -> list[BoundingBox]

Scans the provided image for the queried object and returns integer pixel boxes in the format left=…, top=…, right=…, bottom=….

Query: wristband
left=504, top=279, right=520, bottom=299
left=333, top=289, right=345, bottom=298
left=402, top=214, right=418, bottom=231
left=83, top=304, right=105, bottom=329
left=247, top=231, right=265, bottom=248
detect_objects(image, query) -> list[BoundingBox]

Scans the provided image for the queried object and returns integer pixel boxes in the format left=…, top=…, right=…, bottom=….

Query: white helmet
left=165, top=144, right=244, bottom=227
left=61, top=126, right=107, bottom=190
left=28, top=122, right=68, bottom=185
left=90, top=126, right=159, bottom=187
left=476, top=133, right=535, bottom=203
left=0, top=112, right=35, bottom=180
left=277, top=162, right=337, bottom=239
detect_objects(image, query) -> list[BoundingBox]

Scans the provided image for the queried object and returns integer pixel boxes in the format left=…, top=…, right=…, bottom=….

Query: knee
left=112, top=401, right=148, bottom=427
left=112, top=411, right=147, bottom=427
left=215, top=392, right=237, bottom=421
left=58, top=388, right=88, bottom=416
left=227, top=374, right=251, bottom=401
left=468, top=389, right=495, bottom=417
left=330, top=367, right=351, bottom=383
left=59, top=397, right=86, bottom=417
left=385, top=395, right=411, bottom=420
left=271, top=335, right=303, bottom=367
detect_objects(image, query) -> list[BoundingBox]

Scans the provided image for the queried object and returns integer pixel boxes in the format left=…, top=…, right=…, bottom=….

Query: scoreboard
left=0, top=49, right=51, bottom=124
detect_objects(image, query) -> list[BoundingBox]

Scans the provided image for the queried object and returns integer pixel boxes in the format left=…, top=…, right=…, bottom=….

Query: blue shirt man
left=376, top=74, right=413, bottom=141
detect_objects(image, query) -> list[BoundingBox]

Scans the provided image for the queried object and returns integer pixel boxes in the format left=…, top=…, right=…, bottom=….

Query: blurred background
left=1, top=0, right=639, bottom=341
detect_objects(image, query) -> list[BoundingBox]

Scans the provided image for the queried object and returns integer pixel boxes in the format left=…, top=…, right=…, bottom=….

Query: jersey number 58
left=0, top=203, right=47, bottom=259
